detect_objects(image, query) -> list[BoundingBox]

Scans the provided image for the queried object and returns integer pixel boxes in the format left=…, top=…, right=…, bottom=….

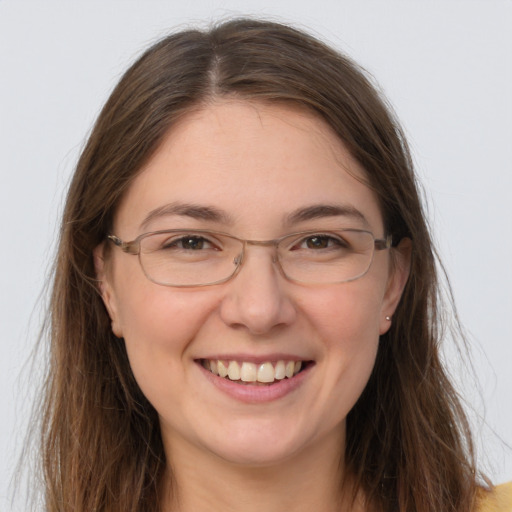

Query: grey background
left=1, top=1, right=511, bottom=508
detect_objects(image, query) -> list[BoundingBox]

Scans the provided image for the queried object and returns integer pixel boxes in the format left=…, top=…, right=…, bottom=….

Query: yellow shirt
left=478, top=482, right=512, bottom=511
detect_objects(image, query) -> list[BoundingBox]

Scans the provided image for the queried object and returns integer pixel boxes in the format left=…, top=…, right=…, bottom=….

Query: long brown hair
left=40, top=18, right=484, bottom=511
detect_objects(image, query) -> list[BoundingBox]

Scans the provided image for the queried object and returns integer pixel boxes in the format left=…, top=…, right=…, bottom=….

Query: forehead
left=114, top=100, right=384, bottom=237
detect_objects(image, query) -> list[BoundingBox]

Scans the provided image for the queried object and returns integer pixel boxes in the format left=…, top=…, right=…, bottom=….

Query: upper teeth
left=203, top=359, right=303, bottom=383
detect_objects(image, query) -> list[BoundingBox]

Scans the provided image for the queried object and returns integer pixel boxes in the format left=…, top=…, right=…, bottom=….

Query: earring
left=385, top=316, right=391, bottom=321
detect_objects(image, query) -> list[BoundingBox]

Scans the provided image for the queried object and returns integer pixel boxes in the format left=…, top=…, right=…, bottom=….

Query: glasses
left=107, top=228, right=392, bottom=287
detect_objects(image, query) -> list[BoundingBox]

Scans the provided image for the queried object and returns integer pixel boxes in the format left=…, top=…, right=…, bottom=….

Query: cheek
left=321, top=290, right=381, bottom=385
left=299, top=281, right=384, bottom=412
left=304, top=279, right=385, bottom=347
left=112, top=280, right=218, bottom=391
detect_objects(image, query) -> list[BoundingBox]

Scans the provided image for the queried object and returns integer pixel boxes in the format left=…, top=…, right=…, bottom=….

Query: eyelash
left=299, top=234, right=347, bottom=248
left=161, top=235, right=219, bottom=251
left=159, top=233, right=351, bottom=252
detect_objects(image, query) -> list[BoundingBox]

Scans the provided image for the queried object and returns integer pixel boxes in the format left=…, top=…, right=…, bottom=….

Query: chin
left=209, top=440, right=301, bottom=468
left=197, top=417, right=323, bottom=468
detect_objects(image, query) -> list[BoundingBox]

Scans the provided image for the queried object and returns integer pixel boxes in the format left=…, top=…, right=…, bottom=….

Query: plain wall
left=1, top=1, right=511, bottom=508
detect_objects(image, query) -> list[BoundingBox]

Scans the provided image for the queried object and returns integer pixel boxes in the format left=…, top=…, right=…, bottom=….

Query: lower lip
left=197, top=362, right=313, bottom=403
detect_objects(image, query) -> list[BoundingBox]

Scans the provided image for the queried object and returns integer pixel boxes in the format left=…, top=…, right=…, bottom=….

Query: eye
left=162, top=235, right=218, bottom=251
left=296, top=234, right=348, bottom=250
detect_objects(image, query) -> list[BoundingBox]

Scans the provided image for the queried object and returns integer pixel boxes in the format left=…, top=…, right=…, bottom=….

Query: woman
left=39, top=18, right=510, bottom=512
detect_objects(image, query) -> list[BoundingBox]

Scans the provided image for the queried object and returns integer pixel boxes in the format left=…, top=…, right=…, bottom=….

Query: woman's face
left=97, top=100, right=408, bottom=468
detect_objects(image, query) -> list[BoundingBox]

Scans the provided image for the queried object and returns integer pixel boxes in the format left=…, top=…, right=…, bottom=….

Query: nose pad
left=233, top=249, right=278, bottom=273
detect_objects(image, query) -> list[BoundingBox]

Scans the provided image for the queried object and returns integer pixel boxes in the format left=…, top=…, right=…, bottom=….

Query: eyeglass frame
left=107, top=228, right=393, bottom=288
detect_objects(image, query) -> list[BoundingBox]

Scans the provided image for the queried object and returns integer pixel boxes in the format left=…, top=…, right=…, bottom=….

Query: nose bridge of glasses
left=245, top=238, right=279, bottom=248
left=234, top=238, right=280, bottom=268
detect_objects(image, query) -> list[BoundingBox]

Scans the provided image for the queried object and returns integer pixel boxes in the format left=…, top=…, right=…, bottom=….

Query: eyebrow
left=284, top=204, right=370, bottom=228
left=139, top=202, right=234, bottom=230
left=139, top=201, right=370, bottom=231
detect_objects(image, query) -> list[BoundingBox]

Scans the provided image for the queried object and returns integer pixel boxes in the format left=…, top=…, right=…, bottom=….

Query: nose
left=219, top=246, right=297, bottom=335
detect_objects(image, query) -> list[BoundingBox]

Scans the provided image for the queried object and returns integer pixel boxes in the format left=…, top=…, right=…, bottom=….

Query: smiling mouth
left=200, top=359, right=310, bottom=385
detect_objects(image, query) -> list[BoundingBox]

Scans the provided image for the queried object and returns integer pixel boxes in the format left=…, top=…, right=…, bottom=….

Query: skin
left=95, top=100, right=410, bottom=511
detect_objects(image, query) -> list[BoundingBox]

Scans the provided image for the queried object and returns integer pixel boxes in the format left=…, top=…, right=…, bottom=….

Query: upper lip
left=195, top=353, right=311, bottom=364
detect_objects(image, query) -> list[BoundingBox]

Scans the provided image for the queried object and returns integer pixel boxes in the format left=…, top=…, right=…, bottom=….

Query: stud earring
left=385, top=316, right=391, bottom=321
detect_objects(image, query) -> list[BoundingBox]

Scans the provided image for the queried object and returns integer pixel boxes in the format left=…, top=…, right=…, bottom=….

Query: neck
left=160, top=428, right=363, bottom=512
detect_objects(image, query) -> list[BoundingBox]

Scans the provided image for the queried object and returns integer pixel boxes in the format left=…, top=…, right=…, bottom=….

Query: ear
left=379, top=237, right=412, bottom=335
left=93, top=243, right=123, bottom=338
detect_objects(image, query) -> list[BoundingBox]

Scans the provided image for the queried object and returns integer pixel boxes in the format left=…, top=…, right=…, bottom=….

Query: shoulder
left=476, top=482, right=512, bottom=512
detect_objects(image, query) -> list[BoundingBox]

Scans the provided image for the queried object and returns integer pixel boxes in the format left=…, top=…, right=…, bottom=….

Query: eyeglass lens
left=136, top=229, right=378, bottom=287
